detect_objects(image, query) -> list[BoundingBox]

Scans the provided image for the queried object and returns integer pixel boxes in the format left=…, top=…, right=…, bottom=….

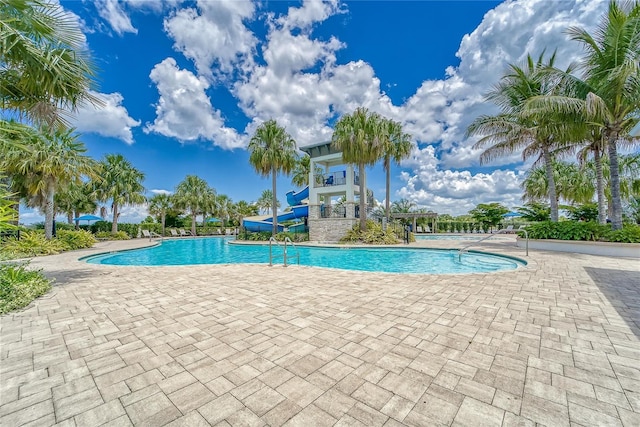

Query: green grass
left=0, top=263, right=52, bottom=314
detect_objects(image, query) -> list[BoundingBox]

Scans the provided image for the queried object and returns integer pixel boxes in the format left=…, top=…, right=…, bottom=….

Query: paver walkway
left=1, top=238, right=639, bottom=426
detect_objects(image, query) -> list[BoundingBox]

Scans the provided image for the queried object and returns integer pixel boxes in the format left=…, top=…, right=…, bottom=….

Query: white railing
left=269, top=236, right=299, bottom=267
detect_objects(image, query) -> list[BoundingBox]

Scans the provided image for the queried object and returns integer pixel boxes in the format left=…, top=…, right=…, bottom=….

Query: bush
left=95, top=231, right=130, bottom=240
left=0, top=230, right=65, bottom=258
left=56, top=230, right=97, bottom=250
left=0, top=263, right=52, bottom=314
left=340, top=220, right=401, bottom=244
left=523, top=221, right=640, bottom=243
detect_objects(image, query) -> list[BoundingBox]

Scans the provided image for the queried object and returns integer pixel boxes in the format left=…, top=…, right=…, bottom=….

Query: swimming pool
left=84, top=238, right=525, bottom=274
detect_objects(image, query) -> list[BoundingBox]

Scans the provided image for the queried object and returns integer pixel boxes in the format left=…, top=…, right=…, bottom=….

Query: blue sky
left=21, top=0, right=609, bottom=224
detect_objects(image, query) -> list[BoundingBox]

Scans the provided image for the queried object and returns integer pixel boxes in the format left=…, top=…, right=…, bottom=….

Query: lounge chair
left=179, top=228, right=193, bottom=237
left=170, top=228, right=180, bottom=237
left=141, top=229, right=161, bottom=239
left=502, top=225, right=515, bottom=233
left=416, top=226, right=423, bottom=233
left=424, top=225, right=431, bottom=233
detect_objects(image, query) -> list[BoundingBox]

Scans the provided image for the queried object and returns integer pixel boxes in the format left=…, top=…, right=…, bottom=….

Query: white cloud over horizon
left=71, top=91, right=141, bottom=144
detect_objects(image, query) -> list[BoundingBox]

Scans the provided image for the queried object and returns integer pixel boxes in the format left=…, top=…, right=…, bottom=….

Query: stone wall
left=309, top=218, right=358, bottom=242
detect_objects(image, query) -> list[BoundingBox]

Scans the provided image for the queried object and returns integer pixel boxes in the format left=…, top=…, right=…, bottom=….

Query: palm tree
left=173, top=175, right=213, bottom=235
left=467, top=52, right=568, bottom=222
left=94, top=154, right=146, bottom=234
left=148, top=193, right=172, bottom=237
left=0, top=126, right=97, bottom=239
left=231, top=200, right=258, bottom=226
left=55, top=181, right=98, bottom=228
left=291, top=154, right=323, bottom=188
left=331, top=107, right=384, bottom=231
left=380, top=118, right=413, bottom=221
left=248, top=120, right=297, bottom=236
left=215, top=194, right=233, bottom=224
left=527, top=1, right=640, bottom=229
left=0, top=0, right=101, bottom=129
left=522, top=161, right=594, bottom=207
left=256, top=190, right=278, bottom=214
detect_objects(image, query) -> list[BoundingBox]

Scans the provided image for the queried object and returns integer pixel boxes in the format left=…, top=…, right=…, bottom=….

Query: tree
left=94, top=154, right=146, bottom=234
left=0, top=0, right=100, bottom=129
left=0, top=126, right=97, bottom=239
left=148, top=193, right=172, bottom=237
left=291, top=154, right=322, bottom=188
left=516, top=202, right=551, bottom=222
left=522, top=160, right=594, bottom=207
left=173, top=175, right=214, bottom=236
left=467, top=52, right=568, bottom=222
left=469, top=203, right=509, bottom=231
left=526, top=1, right=640, bottom=229
left=248, top=119, right=297, bottom=236
left=215, top=194, right=233, bottom=224
left=232, top=200, right=258, bottom=226
left=55, top=181, right=97, bottom=228
left=332, top=107, right=383, bottom=231
left=380, top=118, right=413, bottom=221
left=256, top=190, right=278, bottom=214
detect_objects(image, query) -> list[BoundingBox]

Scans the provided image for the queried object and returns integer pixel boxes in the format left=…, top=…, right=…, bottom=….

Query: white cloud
left=144, top=58, right=244, bottom=149
left=150, top=189, right=172, bottom=195
left=71, top=91, right=141, bottom=144
left=163, top=0, right=256, bottom=78
left=95, top=0, right=138, bottom=35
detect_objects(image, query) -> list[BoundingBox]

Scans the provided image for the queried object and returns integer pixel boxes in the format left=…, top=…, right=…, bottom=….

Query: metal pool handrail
left=269, top=237, right=300, bottom=267
left=458, top=228, right=529, bottom=261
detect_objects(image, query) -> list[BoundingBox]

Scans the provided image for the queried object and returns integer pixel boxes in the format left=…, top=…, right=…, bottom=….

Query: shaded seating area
left=141, top=229, right=161, bottom=239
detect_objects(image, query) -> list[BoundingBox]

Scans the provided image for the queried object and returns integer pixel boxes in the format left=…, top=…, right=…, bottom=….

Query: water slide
left=243, top=187, right=309, bottom=232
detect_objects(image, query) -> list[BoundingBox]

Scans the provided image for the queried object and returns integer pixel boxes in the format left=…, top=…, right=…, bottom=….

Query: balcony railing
left=314, top=171, right=359, bottom=188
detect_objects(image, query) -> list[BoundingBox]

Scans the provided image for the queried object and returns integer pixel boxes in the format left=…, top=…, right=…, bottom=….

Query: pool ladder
left=458, top=228, right=528, bottom=261
left=269, top=237, right=300, bottom=267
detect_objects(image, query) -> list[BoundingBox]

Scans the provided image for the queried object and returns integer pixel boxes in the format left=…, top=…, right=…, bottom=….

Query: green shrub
left=340, top=220, right=401, bottom=244
left=0, top=263, right=52, bottom=314
left=95, top=231, right=130, bottom=240
left=56, top=230, right=97, bottom=250
left=604, top=225, right=640, bottom=243
left=523, top=221, right=640, bottom=243
left=0, top=230, right=65, bottom=258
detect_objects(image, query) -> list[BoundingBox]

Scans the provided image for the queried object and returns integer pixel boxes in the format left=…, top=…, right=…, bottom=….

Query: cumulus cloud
left=95, top=0, right=137, bottom=35
left=150, top=189, right=172, bottom=195
left=163, top=0, right=257, bottom=78
left=71, top=91, right=141, bottom=144
left=144, top=58, right=244, bottom=149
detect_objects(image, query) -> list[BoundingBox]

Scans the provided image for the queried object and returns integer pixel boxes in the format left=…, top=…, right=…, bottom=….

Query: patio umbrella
left=73, top=214, right=104, bottom=224
left=502, top=212, right=522, bottom=218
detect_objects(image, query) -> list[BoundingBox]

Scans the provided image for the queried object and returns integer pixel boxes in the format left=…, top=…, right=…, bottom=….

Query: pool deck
left=1, top=236, right=639, bottom=426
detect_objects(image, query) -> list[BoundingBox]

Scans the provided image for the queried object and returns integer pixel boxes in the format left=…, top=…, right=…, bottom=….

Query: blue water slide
left=242, top=204, right=309, bottom=232
left=286, top=186, right=309, bottom=206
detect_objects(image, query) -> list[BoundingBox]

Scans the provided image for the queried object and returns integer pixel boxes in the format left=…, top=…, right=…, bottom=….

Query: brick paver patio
left=1, top=238, right=639, bottom=426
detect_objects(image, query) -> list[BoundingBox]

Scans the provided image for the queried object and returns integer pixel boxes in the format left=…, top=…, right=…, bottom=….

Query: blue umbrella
left=73, top=214, right=104, bottom=224
left=502, top=212, right=522, bottom=218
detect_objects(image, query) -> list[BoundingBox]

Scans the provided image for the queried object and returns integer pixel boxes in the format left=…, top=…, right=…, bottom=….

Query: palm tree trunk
left=272, top=170, right=278, bottom=236
left=543, top=148, right=559, bottom=222
left=607, top=133, right=623, bottom=230
left=112, top=203, right=118, bottom=233
left=74, top=209, right=80, bottom=230
left=44, top=182, right=55, bottom=240
left=358, top=163, right=367, bottom=231
left=67, top=211, right=73, bottom=225
left=191, top=213, right=197, bottom=236
left=161, top=213, right=166, bottom=237
left=594, top=148, right=607, bottom=224
left=384, top=158, right=391, bottom=221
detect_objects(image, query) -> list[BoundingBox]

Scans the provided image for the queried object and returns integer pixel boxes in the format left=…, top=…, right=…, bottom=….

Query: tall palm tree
left=215, top=194, right=233, bottom=224
left=527, top=1, right=640, bottom=229
left=467, top=52, right=568, bottom=222
left=380, top=118, right=413, bottom=221
left=232, top=200, right=258, bottom=226
left=332, top=107, right=383, bottom=231
left=148, top=193, right=172, bottom=237
left=94, top=154, right=146, bottom=234
left=0, top=0, right=101, bottom=129
left=248, top=120, right=297, bottom=236
left=173, top=175, right=213, bottom=236
left=0, top=126, right=97, bottom=239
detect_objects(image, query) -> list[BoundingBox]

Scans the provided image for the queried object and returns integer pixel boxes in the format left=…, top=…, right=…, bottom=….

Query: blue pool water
left=84, top=238, right=525, bottom=274
left=415, top=234, right=512, bottom=241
